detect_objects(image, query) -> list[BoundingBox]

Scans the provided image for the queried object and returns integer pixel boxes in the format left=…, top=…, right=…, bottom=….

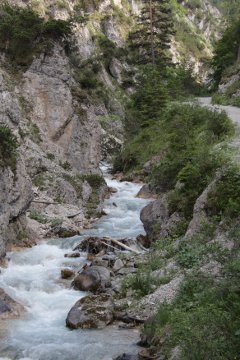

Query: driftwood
left=74, top=236, right=141, bottom=254
left=101, top=238, right=140, bottom=254
left=100, top=241, right=122, bottom=253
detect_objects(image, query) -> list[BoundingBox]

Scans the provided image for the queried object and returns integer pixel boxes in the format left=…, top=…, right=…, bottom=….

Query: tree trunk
left=149, top=0, right=155, bottom=65
left=237, top=44, right=240, bottom=62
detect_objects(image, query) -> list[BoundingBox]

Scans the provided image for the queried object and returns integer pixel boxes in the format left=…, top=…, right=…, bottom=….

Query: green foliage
left=212, top=93, right=240, bottom=108
left=0, top=124, right=18, bottom=169
left=123, top=66, right=168, bottom=139
left=82, top=174, right=105, bottom=188
left=28, top=210, right=63, bottom=227
left=144, top=271, right=240, bottom=360
left=121, top=248, right=175, bottom=298
left=32, top=174, right=46, bottom=190
left=63, top=173, right=104, bottom=199
left=96, top=34, right=126, bottom=68
left=150, top=105, right=233, bottom=219
left=212, top=78, right=240, bottom=108
left=29, top=123, right=41, bottom=144
left=28, top=210, right=48, bottom=224
left=207, top=164, right=240, bottom=219
left=0, top=3, right=71, bottom=66
left=59, top=160, right=71, bottom=171
left=63, top=174, right=83, bottom=198
left=122, top=271, right=158, bottom=298
left=46, top=153, right=55, bottom=161
left=211, top=20, right=240, bottom=88
left=73, top=0, right=102, bottom=12
left=129, top=0, right=174, bottom=66
left=210, top=0, right=240, bottom=22
left=166, top=65, right=205, bottom=99
left=116, top=103, right=233, bottom=220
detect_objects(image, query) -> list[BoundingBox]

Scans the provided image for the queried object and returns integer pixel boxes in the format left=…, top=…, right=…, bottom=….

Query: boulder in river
left=61, top=268, right=75, bottom=279
left=114, top=354, right=139, bottom=360
left=72, top=265, right=111, bottom=292
left=0, top=288, right=24, bottom=320
left=64, top=252, right=81, bottom=258
left=66, top=293, right=114, bottom=329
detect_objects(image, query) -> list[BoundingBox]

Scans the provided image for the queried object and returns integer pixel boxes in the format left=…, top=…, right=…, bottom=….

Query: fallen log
left=104, top=238, right=140, bottom=254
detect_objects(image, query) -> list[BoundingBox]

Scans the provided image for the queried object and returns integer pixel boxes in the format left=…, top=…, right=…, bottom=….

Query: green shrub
left=0, top=124, right=18, bottom=169
left=28, top=210, right=48, bottom=224
left=82, top=174, right=105, bottom=188
left=59, top=160, right=71, bottom=170
left=144, top=272, right=240, bottom=359
left=0, top=3, right=71, bottom=66
left=207, top=164, right=240, bottom=219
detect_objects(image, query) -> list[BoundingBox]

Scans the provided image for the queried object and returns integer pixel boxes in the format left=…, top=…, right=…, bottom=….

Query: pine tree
left=129, top=0, right=174, bottom=67
left=124, top=66, right=168, bottom=136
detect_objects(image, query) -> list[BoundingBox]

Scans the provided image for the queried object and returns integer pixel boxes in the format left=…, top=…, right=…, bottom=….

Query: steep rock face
left=21, top=45, right=102, bottom=173
left=0, top=159, right=33, bottom=258
left=0, top=44, right=106, bottom=255
left=171, top=0, right=223, bottom=80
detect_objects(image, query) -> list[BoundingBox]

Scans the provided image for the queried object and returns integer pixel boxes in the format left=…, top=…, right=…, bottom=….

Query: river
left=0, top=165, right=151, bottom=360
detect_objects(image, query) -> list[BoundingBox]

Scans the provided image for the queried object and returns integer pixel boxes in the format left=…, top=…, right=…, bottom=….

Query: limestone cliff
left=0, top=0, right=223, bottom=257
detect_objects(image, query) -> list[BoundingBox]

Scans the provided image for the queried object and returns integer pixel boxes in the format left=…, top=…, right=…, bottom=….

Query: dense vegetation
left=211, top=20, right=240, bottom=88
left=129, top=0, right=174, bottom=67
left=0, top=124, right=18, bottom=169
left=0, top=3, right=71, bottom=65
left=210, top=0, right=240, bottom=22
left=144, top=265, right=240, bottom=359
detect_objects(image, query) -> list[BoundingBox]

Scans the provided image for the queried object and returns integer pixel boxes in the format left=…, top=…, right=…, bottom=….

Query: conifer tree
left=129, top=0, right=174, bottom=67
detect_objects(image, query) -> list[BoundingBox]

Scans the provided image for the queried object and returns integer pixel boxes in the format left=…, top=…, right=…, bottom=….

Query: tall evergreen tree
left=129, top=0, right=174, bottom=67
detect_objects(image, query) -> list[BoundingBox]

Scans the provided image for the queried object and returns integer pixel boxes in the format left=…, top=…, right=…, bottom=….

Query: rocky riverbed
left=0, top=166, right=152, bottom=360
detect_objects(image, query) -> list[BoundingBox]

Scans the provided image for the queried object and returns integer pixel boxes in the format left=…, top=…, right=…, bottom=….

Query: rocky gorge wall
left=0, top=0, right=224, bottom=258
left=0, top=0, right=132, bottom=257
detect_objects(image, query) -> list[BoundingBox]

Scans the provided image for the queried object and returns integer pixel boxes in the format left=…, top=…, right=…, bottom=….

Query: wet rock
left=140, top=196, right=168, bottom=242
left=109, top=187, right=118, bottom=193
left=92, top=257, right=109, bottom=268
left=0, top=289, right=24, bottom=320
left=114, top=354, right=138, bottom=360
left=64, top=252, right=81, bottom=258
left=61, top=268, right=75, bottom=279
left=113, top=258, right=124, bottom=272
left=72, top=265, right=111, bottom=292
left=136, top=234, right=151, bottom=249
left=0, top=300, right=10, bottom=314
left=66, top=293, right=114, bottom=329
left=137, top=184, right=156, bottom=199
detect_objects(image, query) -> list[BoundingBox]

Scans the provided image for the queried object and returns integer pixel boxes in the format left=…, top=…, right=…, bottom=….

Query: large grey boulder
left=66, top=294, right=114, bottom=329
left=0, top=288, right=25, bottom=320
left=140, top=196, right=168, bottom=241
left=72, top=265, right=111, bottom=292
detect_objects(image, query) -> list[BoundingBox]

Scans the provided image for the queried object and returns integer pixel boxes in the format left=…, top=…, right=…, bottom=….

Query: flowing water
left=0, top=166, right=152, bottom=360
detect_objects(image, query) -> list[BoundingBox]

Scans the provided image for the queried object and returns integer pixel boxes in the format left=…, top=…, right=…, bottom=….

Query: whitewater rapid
left=0, top=167, right=151, bottom=360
